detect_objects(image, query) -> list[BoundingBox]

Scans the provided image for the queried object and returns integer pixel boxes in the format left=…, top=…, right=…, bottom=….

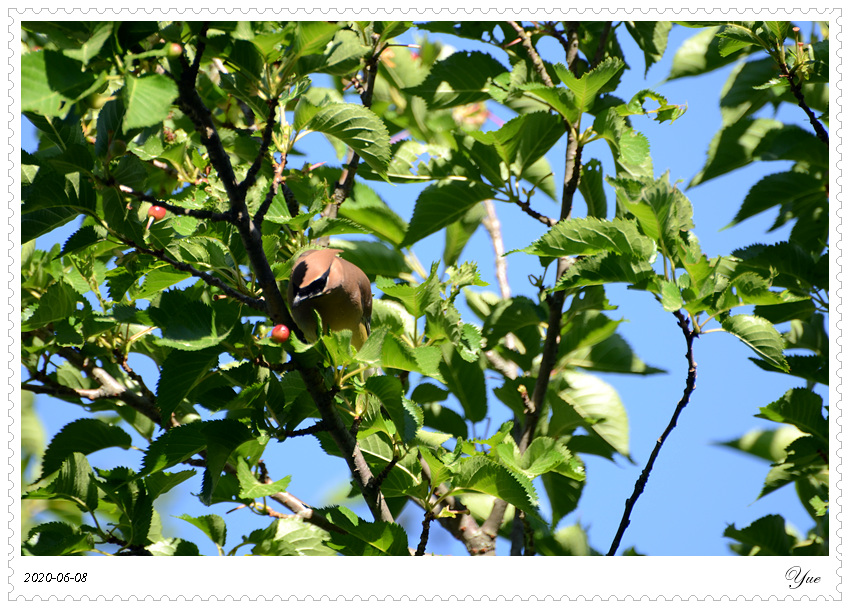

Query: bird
left=286, top=248, right=372, bottom=349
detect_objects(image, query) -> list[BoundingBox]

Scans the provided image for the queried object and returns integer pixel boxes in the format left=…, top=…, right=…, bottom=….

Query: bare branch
left=607, top=310, right=698, bottom=555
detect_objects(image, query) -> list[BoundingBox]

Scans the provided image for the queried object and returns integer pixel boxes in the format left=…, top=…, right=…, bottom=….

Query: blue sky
left=22, top=21, right=827, bottom=557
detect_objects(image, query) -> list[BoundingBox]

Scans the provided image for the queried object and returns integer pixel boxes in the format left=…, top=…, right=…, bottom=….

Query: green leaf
left=22, top=50, right=94, bottom=116
left=408, top=51, right=507, bottom=110
left=690, top=118, right=784, bottom=187
left=731, top=172, right=826, bottom=229
left=147, top=538, right=201, bottom=556
left=624, top=21, right=672, bottom=75
left=378, top=260, right=441, bottom=314
left=122, top=74, right=178, bottom=130
left=443, top=203, right=487, bottom=268
left=298, top=28, right=371, bottom=76
left=23, top=521, right=93, bottom=556
left=579, top=159, right=607, bottom=218
left=40, top=419, right=133, bottom=480
left=245, top=518, right=335, bottom=556
left=482, top=296, right=546, bottom=348
left=520, top=216, right=655, bottom=260
left=199, top=419, right=255, bottom=506
left=718, top=426, right=806, bottom=463
left=471, top=111, right=566, bottom=175
left=439, top=345, right=487, bottom=423
left=555, top=251, right=656, bottom=290
left=235, top=459, right=291, bottom=500
left=449, top=456, right=538, bottom=514
left=366, top=375, right=420, bottom=443
left=338, top=182, right=408, bottom=247
left=550, top=371, right=630, bottom=458
left=21, top=282, right=80, bottom=331
left=306, top=103, right=391, bottom=175
left=756, top=388, right=828, bottom=441
left=140, top=422, right=208, bottom=476
left=542, top=473, right=586, bottom=529
left=402, top=180, right=495, bottom=248
left=177, top=513, right=227, bottom=549
left=553, top=57, right=625, bottom=112
left=155, top=348, right=221, bottom=425
left=609, top=172, right=695, bottom=263
left=321, top=506, right=410, bottom=556
left=50, top=452, right=100, bottom=513
left=667, top=26, right=754, bottom=80
left=721, top=314, right=789, bottom=372
left=724, top=514, right=795, bottom=556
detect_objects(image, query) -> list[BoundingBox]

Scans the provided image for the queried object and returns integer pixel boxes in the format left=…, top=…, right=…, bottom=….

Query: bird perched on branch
left=286, top=248, right=372, bottom=349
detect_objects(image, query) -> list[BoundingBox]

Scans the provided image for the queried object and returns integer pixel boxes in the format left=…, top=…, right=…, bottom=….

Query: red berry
left=167, top=43, right=183, bottom=58
left=271, top=324, right=290, bottom=343
left=147, top=206, right=167, bottom=221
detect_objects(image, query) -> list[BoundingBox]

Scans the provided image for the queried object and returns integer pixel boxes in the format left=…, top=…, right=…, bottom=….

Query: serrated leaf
left=439, top=345, right=487, bottom=423
left=408, top=51, right=507, bottom=110
left=177, top=513, right=227, bottom=549
left=756, top=388, right=828, bottom=441
left=148, top=292, right=240, bottom=351
left=122, top=74, right=178, bottom=130
left=554, top=57, right=625, bottom=112
left=140, top=422, right=208, bottom=476
left=306, top=103, right=391, bottom=175
left=339, top=182, right=408, bottom=247
left=402, top=180, right=495, bottom=248
left=23, top=521, right=94, bottom=556
left=155, top=347, right=221, bottom=423
left=448, top=456, right=537, bottom=514
left=551, top=371, right=630, bottom=458
left=40, top=419, right=133, bottom=480
left=21, top=281, right=80, bottom=331
left=22, top=50, right=94, bottom=116
left=724, top=514, right=794, bottom=555
left=246, top=518, right=335, bottom=556
left=555, top=251, right=656, bottom=290
left=235, top=459, right=291, bottom=500
left=521, top=217, right=655, bottom=260
left=721, top=314, right=789, bottom=372
left=320, top=506, right=410, bottom=556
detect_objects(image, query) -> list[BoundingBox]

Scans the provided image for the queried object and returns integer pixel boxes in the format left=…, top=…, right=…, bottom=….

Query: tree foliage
left=20, top=19, right=828, bottom=557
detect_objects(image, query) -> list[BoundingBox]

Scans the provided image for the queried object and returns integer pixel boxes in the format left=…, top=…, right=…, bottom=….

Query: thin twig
left=778, top=59, right=829, bottom=144
left=112, top=183, right=232, bottom=222
left=239, top=98, right=279, bottom=199
left=120, top=235, right=266, bottom=312
left=607, top=310, right=698, bottom=555
left=418, top=454, right=496, bottom=555
left=507, top=21, right=553, bottom=86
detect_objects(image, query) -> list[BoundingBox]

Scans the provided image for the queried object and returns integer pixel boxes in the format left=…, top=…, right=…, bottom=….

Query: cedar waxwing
left=286, top=248, right=372, bottom=349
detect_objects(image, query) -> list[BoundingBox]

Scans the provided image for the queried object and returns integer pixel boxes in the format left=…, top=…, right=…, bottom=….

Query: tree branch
left=607, top=310, right=698, bottom=555
left=119, top=235, right=266, bottom=313
left=778, top=58, right=829, bottom=144
left=418, top=455, right=497, bottom=555
left=507, top=21, right=553, bottom=87
left=322, top=35, right=383, bottom=236
left=415, top=510, right=436, bottom=556
left=240, top=98, right=279, bottom=199
left=112, top=183, right=232, bottom=223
